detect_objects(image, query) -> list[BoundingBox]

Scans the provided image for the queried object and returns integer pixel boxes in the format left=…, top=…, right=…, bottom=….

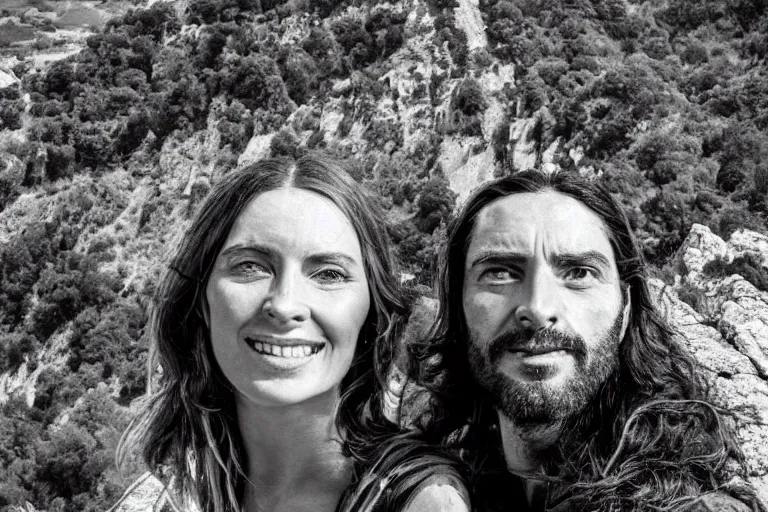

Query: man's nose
left=514, top=266, right=560, bottom=330
left=262, top=272, right=310, bottom=325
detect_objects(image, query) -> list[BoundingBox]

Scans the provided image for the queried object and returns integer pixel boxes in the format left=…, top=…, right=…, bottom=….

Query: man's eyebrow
left=468, top=251, right=528, bottom=269
left=552, top=251, right=611, bottom=269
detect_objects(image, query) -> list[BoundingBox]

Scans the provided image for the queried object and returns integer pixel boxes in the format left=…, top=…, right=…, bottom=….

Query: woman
left=118, top=155, right=469, bottom=512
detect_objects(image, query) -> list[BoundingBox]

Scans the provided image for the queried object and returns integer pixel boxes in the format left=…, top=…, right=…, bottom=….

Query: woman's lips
left=244, top=336, right=325, bottom=358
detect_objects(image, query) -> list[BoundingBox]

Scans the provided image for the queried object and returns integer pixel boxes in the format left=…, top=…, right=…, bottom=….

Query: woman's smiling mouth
left=244, top=336, right=326, bottom=358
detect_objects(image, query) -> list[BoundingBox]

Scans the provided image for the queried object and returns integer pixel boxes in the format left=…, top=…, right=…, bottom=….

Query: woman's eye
left=314, top=268, right=348, bottom=283
left=232, top=261, right=269, bottom=277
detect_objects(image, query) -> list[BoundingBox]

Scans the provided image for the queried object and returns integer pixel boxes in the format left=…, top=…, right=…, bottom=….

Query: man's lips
left=488, top=328, right=587, bottom=364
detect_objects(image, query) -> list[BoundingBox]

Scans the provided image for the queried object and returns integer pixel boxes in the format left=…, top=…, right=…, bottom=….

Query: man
left=408, top=170, right=760, bottom=511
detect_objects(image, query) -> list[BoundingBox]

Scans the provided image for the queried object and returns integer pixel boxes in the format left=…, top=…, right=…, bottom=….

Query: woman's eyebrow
left=306, top=252, right=358, bottom=266
left=218, top=244, right=274, bottom=259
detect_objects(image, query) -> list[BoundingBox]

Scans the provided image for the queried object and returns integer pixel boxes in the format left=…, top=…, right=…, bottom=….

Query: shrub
left=31, top=252, right=120, bottom=340
left=0, top=99, right=24, bottom=131
left=716, top=163, right=746, bottom=193
left=451, top=78, right=487, bottom=117
left=681, top=39, right=709, bottom=64
left=754, top=165, right=768, bottom=194
left=278, top=48, right=319, bottom=104
left=115, top=109, right=150, bottom=155
left=703, top=253, right=768, bottom=291
left=0, top=332, right=39, bottom=373
left=415, top=176, right=456, bottom=234
left=270, top=128, right=301, bottom=158
left=715, top=207, right=765, bottom=239
left=45, top=144, right=76, bottom=181
left=74, top=123, right=114, bottom=170
left=331, top=16, right=375, bottom=68
left=677, top=282, right=705, bottom=313
left=220, top=54, right=291, bottom=115
left=716, top=122, right=768, bottom=193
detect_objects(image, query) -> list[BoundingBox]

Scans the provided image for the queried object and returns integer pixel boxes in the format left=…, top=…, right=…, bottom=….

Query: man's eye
left=480, top=268, right=517, bottom=282
left=314, top=268, right=349, bottom=283
left=564, top=267, right=594, bottom=281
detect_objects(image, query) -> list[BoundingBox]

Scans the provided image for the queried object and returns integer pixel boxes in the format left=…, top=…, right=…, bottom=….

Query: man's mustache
left=488, top=328, right=587, bottom=364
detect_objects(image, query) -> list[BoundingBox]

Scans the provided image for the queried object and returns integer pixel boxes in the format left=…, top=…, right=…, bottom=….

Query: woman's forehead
left=222, top=187, right=364, bottom=258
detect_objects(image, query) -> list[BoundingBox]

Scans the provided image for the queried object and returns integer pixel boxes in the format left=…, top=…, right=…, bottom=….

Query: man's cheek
left=465, top=292, right=499, bottom=328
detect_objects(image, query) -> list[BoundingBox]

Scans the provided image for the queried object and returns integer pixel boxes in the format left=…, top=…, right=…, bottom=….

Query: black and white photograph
left=0, top=0, right=767, bottom=510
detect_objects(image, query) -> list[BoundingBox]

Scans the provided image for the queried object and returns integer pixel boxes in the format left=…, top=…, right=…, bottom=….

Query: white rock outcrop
left=661, top=224, right=768, bottom=505
left=454, top=0, right=488, bottom=51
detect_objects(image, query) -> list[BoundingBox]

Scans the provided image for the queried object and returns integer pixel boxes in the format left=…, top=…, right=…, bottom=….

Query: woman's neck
left=237, top=388, right=352, bottom=512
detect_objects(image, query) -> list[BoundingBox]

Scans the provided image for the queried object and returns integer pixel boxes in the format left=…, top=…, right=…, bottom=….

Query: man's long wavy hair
left=117, top=155, right=453, bottom=512
left=408, top=169, right=762, bottom=511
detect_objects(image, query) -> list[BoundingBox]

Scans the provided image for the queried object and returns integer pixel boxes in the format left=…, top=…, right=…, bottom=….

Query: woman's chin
left=238, top=378, right=340, bottom=409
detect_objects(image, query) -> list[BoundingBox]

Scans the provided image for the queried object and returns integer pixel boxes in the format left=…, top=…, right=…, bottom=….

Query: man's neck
left=496, top=412, right=565, bottom=509
left=497, top=412, right=563, bottom=474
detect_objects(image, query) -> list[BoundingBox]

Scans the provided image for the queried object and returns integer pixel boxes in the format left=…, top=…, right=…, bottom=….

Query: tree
left=0, top=99, right=23, bottom=131
left=35, top=424, right=98, bottom=500
left=31, top=252, right=120, bottom=340
left=42, top=61, right=74, bottom=97
left=45, top=144, right=76, bottom=181
left=415, top=176, right=456, bottom=234
left=278, top=48, right=319, bottom=104
left=451, top=78, right=487, bottom=117
left=717, top=122, right=768, bottom=193
left=115, top=109, right=150, bottom=155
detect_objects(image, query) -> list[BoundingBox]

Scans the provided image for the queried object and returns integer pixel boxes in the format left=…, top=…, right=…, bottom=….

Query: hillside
left=0, top=0, right=767, bottom=510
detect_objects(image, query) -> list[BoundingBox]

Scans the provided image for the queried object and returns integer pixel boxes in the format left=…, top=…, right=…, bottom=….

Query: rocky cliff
left=653, top=224, right=768, bottom=505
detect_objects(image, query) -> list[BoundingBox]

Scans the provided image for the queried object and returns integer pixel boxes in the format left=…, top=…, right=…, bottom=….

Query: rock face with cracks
left=656, top=223, right=768, bottom=505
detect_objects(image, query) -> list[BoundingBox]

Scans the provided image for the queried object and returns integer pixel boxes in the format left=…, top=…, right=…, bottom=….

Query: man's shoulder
left=545, top=491, right=754, bottom=512
left=688, top=492, right=753, bottom=512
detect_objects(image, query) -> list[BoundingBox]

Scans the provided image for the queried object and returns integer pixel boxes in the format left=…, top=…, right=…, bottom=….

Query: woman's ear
left=619, top=285, right=631, bottom=340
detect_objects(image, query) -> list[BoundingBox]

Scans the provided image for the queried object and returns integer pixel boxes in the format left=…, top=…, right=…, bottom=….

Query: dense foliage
left=0, top=0, right=766, bottom=509
left=479, top=0, right=768, bottom=262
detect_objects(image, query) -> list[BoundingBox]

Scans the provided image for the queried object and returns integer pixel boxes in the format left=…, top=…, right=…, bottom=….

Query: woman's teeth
left=250, top=340, right=322, bottom=358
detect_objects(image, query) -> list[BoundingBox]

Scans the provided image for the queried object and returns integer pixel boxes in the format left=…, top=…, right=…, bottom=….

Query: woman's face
left=205, top=187, right=371, bottom=407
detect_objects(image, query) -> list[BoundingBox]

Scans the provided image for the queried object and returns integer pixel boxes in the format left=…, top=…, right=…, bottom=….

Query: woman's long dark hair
left=408, top=169, right=763, bottom=511
left=117, top=154, right=458, bottom=511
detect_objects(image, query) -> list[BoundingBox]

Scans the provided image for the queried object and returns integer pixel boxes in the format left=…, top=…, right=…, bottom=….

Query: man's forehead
left=466, top=190, right=615, bottom=260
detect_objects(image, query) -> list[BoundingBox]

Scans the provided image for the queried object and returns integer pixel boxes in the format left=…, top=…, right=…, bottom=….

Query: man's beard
left=468, top=311, right=624, bottom=427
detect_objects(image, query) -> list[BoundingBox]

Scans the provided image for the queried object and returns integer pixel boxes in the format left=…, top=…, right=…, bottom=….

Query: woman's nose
left=261, top=274, right=310, bottom=325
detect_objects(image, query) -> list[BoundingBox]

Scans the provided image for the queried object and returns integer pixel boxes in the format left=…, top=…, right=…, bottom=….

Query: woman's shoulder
left=108, top=471, right=200, bottom=512
left=402, top=473, right=470, bottom=512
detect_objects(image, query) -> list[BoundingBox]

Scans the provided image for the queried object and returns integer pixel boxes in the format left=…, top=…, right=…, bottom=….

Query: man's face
left=462, top=190, right=627, bottom=425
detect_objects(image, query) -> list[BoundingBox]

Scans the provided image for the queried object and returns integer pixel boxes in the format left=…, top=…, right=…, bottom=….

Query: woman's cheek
left=316, top=287, right=369, bottom=352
